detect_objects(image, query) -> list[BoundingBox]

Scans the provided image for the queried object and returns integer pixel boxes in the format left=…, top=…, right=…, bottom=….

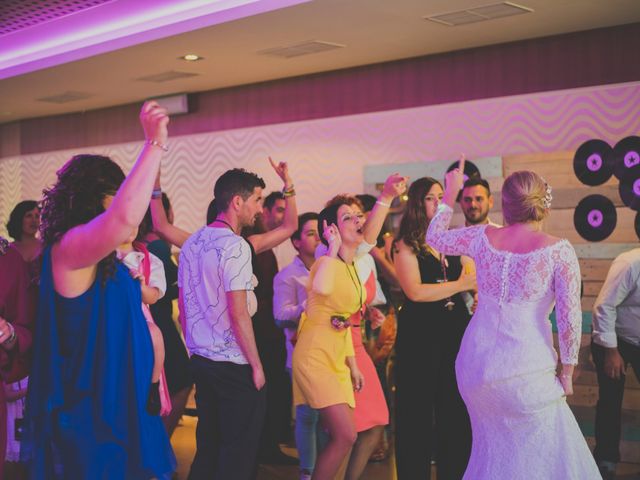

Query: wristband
left=151, top=188, right=162, bottom=199
left=146, top=139, right=169, bottom=152
left=375, top=199, right=391, bottom=208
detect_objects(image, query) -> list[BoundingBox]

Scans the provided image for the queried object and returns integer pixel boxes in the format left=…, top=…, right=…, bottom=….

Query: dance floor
left=170, top=414, right=640, bottom=480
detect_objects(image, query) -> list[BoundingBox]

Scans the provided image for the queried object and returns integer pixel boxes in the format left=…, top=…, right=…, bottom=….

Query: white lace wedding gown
left=427, top=204, right=601, bottom=480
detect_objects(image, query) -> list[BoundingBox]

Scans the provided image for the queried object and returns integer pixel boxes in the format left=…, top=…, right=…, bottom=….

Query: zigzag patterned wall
left=1, top=82, right=639, bottom=239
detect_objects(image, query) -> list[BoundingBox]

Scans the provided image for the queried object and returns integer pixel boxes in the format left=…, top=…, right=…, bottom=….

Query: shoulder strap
left=133, top=241, right=151, bottom=285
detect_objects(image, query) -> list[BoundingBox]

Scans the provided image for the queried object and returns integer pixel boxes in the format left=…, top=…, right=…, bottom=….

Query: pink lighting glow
left=0, top=0, right=309, bottom=80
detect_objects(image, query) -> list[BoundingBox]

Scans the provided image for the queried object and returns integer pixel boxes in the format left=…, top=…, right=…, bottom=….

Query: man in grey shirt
left=591, top=247, right=640, bottom=480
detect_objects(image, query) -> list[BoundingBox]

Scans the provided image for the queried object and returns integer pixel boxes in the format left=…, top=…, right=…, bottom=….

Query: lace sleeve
left=553, top=242, right=582, bottom=365
left=426, top=203, right=484, bottom=257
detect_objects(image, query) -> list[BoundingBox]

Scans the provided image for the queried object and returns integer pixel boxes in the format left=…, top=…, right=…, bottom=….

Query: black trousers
left=256, top=336, right=292, bottom=457
left=188, top=355, right=266, bottom=480
left=592, top=338, right=640, bottom=463
left=394, top=328, right=471, bottom=480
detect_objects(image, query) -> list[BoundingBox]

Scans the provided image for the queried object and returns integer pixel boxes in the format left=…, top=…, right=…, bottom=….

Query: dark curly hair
left=7, top=200, right=39, bottom=241
left=394, top=177, right=442, bottom=256
left=40, top=154, right=125, bottom=282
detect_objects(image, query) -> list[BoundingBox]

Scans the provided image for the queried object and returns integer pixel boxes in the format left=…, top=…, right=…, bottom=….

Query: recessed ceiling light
left=180, top=54, right=202, bottom=61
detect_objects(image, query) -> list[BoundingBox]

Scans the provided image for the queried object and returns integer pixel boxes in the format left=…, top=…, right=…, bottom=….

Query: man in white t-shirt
left=179, top=168, right=266, bottom=480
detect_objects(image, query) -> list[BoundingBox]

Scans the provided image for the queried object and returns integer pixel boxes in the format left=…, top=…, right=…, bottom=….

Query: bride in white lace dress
left=426, top=159, right=601, bottom=479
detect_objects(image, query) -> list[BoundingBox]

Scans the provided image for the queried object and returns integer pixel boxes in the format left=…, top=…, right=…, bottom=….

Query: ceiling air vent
left=0, top=0, right=115, bottom=36
left=136, top=71, right=200, bottom=83
left=425, top=2, right=533, bottom=26
left=36, top=91, right=93, bottom=104
left=258, top=40, right=345, bottom=59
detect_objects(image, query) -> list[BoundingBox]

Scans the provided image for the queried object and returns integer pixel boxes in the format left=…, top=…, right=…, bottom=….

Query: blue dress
left=22, top=248, right=176, bottom=479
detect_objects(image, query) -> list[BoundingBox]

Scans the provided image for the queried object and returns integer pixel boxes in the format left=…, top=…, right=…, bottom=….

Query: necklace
left=439, top=253, right=455, bottom=311
left=338, top=253, right=365, bottom=320
left=212, top=218, right=236, bottom=234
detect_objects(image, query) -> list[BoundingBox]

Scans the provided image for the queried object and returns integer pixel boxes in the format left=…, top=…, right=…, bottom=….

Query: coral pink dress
left=350, top=271, right=389, bottom=432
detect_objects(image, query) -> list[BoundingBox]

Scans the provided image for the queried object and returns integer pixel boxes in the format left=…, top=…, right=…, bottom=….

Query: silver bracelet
left=146, top=139, right=169, bottom=152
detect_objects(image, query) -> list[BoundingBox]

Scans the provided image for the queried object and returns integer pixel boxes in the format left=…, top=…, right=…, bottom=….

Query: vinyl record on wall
left=573, top=194, right=617, bottom=242
left=573, top=139, right=614, bottom=186
left=446, top=159, right=480, bottom=201
left=619, top=177, right=640, bottom=212
left=446, top=159, right=480, bottom=182
left=613, top=136, right=640, bottom=182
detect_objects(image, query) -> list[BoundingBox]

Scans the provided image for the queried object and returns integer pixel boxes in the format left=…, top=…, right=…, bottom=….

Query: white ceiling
left=1, top=0, right=639, bottom=124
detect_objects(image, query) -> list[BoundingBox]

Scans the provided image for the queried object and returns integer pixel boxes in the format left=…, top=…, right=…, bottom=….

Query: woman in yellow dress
left=292, top=198, right=367, bottom=480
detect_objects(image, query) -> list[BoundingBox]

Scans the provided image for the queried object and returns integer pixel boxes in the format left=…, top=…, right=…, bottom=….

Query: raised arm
left=311, top=220, right=342, bottom=295
left=393, top=240, right=476, bottom=303
left=150, top=172, right=191, bottom=248
left=55, top=102, right=169, bottom=270
left=426, top=204, right=483, bottom=257
left=553, top=242, right=583, bottom=394
left=426, top=156, right=482, bottom=257
left=248, top=158, right=298, bottom=254
left=362, top=173, right=408, bottom=245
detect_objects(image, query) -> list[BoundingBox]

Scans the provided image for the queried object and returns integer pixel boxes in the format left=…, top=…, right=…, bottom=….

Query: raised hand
left=322, top=219, right=342, bottom=255
left=381, top=173, right=409, bottom=201
left=140, top=101, right=170, bottom=145
left=268, top=156, right=292, bottom=188
left=443, top=153, right=466, bottom=207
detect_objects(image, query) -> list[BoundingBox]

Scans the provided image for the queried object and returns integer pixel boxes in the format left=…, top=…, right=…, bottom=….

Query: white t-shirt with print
left=178, top=226, right=258, bottom=364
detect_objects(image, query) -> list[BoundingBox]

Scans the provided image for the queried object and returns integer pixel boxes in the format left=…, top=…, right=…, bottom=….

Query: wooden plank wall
left=365, top=150, right=637, bottom=311
left=486, top=150, right=636, bottom=312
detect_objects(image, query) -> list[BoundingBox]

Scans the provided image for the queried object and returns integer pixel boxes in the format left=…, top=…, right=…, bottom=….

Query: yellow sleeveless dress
left=292, top=256, right=365, bottom=409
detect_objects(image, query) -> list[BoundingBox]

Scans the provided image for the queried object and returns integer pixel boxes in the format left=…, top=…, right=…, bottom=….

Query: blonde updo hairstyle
left=501, top=171, right=550, bottom=225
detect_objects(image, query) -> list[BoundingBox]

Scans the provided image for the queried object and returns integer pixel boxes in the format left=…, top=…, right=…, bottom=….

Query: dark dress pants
left=592, top=338, right=640, bottom=463
left=188, top=355, right=266, bottom=480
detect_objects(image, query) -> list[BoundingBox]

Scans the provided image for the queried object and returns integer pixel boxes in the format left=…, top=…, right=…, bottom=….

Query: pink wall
left=2, top=81, right=638, bottom=239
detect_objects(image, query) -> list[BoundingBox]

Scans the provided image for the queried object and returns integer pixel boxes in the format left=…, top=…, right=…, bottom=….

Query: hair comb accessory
left=541, top=177, right=553, bottom=209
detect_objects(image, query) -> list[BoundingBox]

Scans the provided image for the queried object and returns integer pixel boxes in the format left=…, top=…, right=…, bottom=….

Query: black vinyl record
left=446, top=159, right=480, bottom=181
left=573, top=139, right=614, bottom=186
left=613, top=136, right=640, bottom=182
left=619, top=176, right=640, bottom=212
left=573, top=194, right=617, bottom=242
left=635, top=211, right=640, bottom=241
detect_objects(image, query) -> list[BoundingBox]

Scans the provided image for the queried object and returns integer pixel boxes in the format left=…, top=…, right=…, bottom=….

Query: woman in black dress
left=392, top=176, right=476, bottom=480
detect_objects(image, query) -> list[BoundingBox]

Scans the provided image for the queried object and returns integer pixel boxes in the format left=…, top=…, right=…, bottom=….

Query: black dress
left=394, top=251, right=472, bottom=480
left=146, top=239, right=192, bottom=395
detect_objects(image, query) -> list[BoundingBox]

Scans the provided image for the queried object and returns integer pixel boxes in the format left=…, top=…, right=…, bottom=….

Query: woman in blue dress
left=22, top=101, right=176, bottom=479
